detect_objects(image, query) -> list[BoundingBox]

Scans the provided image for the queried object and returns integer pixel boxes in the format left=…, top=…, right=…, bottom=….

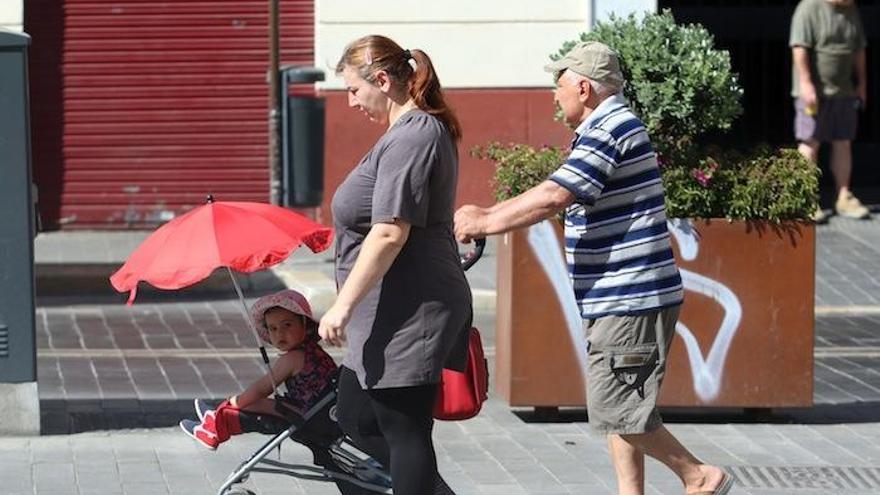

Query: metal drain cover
left=729, top=466, right=880, bottom=490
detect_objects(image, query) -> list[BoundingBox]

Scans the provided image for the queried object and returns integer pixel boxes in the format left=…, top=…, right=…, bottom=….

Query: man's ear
left=578, top=78, right=592, bottom=103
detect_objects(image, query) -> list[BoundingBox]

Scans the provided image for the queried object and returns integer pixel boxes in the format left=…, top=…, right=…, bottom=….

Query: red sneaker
left=179, top=419, right=219, bottom=450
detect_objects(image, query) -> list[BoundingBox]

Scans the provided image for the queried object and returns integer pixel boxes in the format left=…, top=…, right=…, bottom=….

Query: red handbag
left=433, top=327, right=489, bottom=421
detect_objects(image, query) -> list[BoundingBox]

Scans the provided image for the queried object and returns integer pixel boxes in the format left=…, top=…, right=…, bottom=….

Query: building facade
left=22, top=0, right=656, bottom=229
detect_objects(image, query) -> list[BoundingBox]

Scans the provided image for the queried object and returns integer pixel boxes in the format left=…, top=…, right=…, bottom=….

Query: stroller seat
left=216, top=371, right=392, bottom=495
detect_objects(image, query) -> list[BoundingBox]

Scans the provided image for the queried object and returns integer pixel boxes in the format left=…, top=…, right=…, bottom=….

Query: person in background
left=790, top=0, right=869, bottom=222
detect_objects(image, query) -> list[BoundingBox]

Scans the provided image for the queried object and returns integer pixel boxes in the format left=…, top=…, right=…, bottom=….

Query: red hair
left=335, top=35, right=462, bottom=141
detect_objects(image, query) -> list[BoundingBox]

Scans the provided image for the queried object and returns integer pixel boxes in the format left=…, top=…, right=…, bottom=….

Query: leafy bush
left=553, top=10, right=743, bottom=157
left=660, top=147, right=818, bottom=221
left=474, top=11, right=817, bottom=222
left=476, top=143, right=818, bottom=222
left=473, top=143, right=566, bottom=201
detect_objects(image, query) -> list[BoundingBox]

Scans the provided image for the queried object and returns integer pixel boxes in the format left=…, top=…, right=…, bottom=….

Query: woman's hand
left=319, top=303, right=351, bottom=347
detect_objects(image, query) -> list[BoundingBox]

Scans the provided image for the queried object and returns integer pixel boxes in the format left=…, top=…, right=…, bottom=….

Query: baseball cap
left=250, top=289, right=317, bottom=343
left=544, top=41, right=625, bottom=92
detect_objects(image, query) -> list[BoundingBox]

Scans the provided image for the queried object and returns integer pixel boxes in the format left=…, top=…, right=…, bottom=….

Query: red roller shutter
left=26, top=0, right=314, bottom=229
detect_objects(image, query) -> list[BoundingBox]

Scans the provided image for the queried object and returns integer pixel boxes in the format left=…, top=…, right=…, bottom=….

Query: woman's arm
left=319, top=219, right=410, bottom=346
left=229, top=349, right=304, bottom=409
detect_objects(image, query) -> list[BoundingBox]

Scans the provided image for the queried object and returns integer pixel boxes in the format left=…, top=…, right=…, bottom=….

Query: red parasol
left=110, top=198, right=333, bottom=305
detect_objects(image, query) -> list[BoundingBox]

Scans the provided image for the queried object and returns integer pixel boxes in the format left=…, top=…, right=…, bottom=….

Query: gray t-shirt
left=790, top=0, right=866, bottom=98
left=331, top=109, right=472, bottom=389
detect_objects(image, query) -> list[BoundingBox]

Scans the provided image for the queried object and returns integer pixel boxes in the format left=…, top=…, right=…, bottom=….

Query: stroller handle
left=460, top=238, right=486, bottom=272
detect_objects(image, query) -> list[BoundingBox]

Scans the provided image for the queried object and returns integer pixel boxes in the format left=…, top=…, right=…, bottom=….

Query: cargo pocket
left=605, top=344, right=659, bottom=398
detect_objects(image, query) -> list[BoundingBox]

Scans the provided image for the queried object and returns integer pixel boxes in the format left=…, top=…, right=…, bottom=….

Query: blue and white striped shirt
left=548, top=94, right=683, bottom=319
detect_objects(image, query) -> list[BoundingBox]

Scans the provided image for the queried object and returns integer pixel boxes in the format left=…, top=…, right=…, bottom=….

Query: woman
left=318, top=35, right=471, bottom=495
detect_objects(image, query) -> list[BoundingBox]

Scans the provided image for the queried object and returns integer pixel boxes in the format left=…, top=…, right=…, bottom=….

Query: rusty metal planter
left=495, top=219, right=815, bottom=408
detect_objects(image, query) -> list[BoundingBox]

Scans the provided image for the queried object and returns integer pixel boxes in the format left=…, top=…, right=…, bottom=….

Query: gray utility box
left=280, top=66, right=325, bottom=208
left=0, top=29, right=39, bottom=435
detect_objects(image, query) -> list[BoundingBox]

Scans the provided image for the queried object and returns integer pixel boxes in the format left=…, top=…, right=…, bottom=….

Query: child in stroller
left=180, top=289, right=337, bottom=450
left=180, top=289, right=386, bottom=494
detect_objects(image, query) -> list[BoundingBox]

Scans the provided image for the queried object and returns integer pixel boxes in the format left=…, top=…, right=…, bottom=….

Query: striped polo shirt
left=548, top=93, right=683, bottom=319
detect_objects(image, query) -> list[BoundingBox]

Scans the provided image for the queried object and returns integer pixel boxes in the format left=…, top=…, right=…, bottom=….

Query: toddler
left=180, top=289, right=337, bottom=449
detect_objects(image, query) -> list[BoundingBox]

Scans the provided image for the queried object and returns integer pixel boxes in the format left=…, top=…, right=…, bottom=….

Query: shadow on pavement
left=513, top=401, right=880, bottom=426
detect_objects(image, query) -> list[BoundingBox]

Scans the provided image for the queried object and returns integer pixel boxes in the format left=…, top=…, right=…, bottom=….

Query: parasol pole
left=226, top=267, right=285, bottom=398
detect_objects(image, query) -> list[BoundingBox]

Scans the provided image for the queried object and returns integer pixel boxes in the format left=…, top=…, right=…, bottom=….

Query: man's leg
left=797, top=139, right=828, bottom=222
left=832, top=139, right=870, bottom=218
left=798, top=139, right=819, bottom=163
left=830, top=139, right=853, bottom=198
left=607, top=434, right=645, bottom=495
left=618, top=426, right=727, bottom=494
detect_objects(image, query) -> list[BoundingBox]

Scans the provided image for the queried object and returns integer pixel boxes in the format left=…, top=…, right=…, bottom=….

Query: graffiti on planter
left=527, top=219, right=742, bottom=403
left=527, top=221, right=589, bottom=375
left=668, top=219, right=742, bottom=402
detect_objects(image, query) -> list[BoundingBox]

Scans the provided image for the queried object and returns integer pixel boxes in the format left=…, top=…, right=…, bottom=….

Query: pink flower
left=691, top=168, right=711, bottom=187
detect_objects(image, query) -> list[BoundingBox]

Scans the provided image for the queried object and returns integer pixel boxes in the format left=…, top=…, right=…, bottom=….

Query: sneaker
left=194, top=398, right=215, bottom=422
left=811, top=206, right=829, bottom=224
left=179, top=419, right=219, bottom=450
left=835, top=192, right=871, bottom=219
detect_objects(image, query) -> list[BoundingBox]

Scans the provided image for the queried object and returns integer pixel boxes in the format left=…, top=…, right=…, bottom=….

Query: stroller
left=215, top=239, right=486, bottom=495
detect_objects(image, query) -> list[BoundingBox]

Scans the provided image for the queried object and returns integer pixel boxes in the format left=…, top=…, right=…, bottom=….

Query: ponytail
left=408, top=49, right=462, bottom=141
left=336, top=35, right=462, bottom=141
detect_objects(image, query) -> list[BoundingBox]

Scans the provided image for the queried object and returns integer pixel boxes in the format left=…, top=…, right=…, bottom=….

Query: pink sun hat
left=250, top=290, right=317, bottom=343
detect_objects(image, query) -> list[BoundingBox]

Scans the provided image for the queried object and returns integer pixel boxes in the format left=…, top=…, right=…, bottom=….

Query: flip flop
left=689, top=470, right=734, bottom=495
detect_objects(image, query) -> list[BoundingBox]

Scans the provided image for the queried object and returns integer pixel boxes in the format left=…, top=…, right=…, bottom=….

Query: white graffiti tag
left=526, top=221, right=590, bottom=374
left=668, top=219, right=742, bottom=402
left=526, top=219, right=742, bottom=404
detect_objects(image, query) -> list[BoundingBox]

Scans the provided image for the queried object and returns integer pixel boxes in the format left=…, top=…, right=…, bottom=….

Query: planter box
left=495, top=219, right=815, bottom=409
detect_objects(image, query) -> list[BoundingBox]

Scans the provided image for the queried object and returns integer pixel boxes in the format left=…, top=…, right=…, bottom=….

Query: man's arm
left=792, top=46, right=817, bottom=109
left=855, top=49, right=867, bottom=107
left=454, top=180, right=575, bottom=242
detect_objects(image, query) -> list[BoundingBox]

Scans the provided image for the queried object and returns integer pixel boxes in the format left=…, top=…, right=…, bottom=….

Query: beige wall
left=316, top=1, right=591, bottom=90
left=0, top=0, right=23, bottom=32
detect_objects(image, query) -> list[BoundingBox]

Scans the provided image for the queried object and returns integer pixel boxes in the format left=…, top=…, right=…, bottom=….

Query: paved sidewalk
left=18, top=214, right=880, bottom=494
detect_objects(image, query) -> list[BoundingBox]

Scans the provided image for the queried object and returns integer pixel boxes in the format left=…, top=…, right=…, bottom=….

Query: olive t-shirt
left=331, top=109, right=472, bottom=389
left=789, top=0, right=866, bottom=98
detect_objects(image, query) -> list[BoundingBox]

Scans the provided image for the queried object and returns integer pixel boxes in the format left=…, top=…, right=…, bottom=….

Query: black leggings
left=336, top=366, right=455, bottom=495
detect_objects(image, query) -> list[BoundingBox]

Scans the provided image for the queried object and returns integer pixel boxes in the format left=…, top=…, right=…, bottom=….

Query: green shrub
left=477, top=143, right=818, bottom=222
left=473, top=143, right=567, bottom=201
left=475, top=11, right=817, bottom=222
left=553, top=10, right=743, bottom=157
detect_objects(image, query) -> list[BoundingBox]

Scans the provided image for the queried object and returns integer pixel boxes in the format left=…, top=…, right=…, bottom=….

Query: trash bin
left=280, top=66, right=325, bottom=208
left=0, top=28, right=39, bottom=435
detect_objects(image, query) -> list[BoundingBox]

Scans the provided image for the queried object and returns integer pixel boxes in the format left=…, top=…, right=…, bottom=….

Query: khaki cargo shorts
left=583, top=305, right=681, bottom=435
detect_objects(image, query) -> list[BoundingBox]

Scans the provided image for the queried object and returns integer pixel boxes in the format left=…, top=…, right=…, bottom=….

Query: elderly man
left=454, top=42, right=732, bottom=495
left=790, top=0, right=869, bottom=222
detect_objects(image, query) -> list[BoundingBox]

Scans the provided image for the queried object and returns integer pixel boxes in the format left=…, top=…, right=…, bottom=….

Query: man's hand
left=800, top=80, right=818, bottom=114
left=318, top=302, right=351, bottom=347
left=454, top=205, right=489, bottom=243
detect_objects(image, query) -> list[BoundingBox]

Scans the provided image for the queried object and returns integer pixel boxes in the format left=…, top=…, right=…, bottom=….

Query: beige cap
left=544, top=41, right=625, bottom=92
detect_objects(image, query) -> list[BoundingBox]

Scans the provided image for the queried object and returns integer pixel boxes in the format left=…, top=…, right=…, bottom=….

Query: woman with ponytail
left=318, top=35, right=469, bottom=495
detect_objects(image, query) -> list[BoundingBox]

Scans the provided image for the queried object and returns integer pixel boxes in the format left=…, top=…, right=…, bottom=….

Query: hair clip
left=365, top=48, right=373, bottom=66
left=403, top=49, right=412, bottom=60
